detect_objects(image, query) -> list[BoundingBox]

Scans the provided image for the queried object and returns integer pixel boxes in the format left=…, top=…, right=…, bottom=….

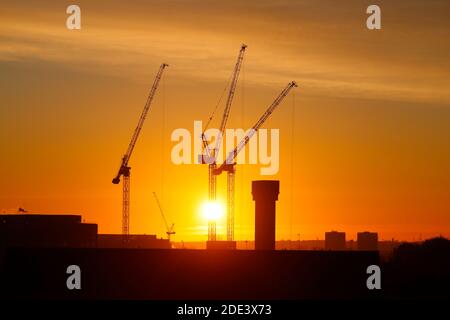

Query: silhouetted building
left=0, top=214, right=97, bottom=250
left=357, top=232, right=378, bottom=251
left=206, top=240, right=236, bottom=250
left=325, top=231, right=346, bottom=250
left=252, top=180, right=279, bottom=250
left=98, top=234, right=171, bottom=249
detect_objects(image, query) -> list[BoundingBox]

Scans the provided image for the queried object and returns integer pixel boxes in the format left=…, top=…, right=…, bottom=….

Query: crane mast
left=200, top=44, right=247, bottom=241
left=112, top=63, right=168, bottom=238
left=214, top=81, right=298, bottom=241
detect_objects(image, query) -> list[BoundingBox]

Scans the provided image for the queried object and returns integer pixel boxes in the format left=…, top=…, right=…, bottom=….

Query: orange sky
left=1, top=0, right=450, bottom=241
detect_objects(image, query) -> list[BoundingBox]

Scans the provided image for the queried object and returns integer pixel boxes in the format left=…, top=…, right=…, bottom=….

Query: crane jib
left=213, top=44, right=247, bottom=159
left=112, top=63, right=168, bottom=182
left=123, top=63, right=168, bottom=164
left=220, top=81, right=297, bottom=169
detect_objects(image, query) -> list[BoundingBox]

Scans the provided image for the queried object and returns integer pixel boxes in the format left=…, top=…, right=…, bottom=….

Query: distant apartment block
left=325, top=231, right=346, bottom=250
left=357, top=232, right=378, bottom=251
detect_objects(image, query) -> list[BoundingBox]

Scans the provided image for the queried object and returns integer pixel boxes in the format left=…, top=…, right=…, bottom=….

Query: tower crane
left=152, top=192, right=175, bottom=241
left=214, top=81, right=298, bottom=241
left=112, top=63, right=168, bottom=238
left=200, top=44, right=247, bottom=241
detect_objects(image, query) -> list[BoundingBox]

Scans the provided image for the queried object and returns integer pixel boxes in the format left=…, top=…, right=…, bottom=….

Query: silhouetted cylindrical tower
left=252, top=180, right=279, bottom=250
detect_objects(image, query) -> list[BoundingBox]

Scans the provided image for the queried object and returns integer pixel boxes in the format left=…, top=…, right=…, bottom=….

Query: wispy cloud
left=1, top=0, right=449, bottom=104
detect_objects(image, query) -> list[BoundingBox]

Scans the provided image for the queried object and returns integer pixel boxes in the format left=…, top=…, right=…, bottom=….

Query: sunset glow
left=0, top=0, right=449, bottom=242
left=201, top=201, right=225, bottom=222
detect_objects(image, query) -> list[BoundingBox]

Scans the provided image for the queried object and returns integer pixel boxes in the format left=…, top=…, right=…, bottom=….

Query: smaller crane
left=152, top=192, right=175, bottom=241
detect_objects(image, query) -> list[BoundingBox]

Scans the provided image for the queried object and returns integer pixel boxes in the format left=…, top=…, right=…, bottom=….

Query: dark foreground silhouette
left=384, top=237, right=450, bottom=299
left=2, top=249, right=379, bottom=300
left=0, top=237, right=448, bottom=300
